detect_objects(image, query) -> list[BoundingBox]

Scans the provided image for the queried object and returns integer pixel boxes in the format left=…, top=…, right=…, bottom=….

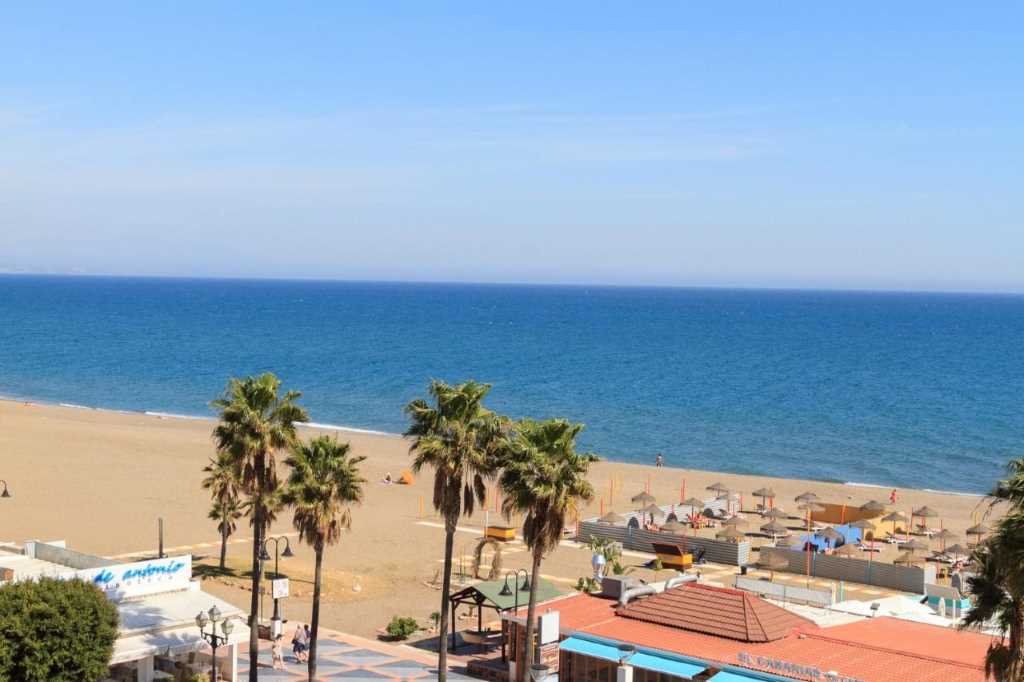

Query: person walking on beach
left=889, top=489, right=898, bottom=505
left=655, top=453, right=664, bottom=468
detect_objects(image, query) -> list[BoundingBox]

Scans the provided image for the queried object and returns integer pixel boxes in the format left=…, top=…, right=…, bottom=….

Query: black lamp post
left=259, top=536, right=293, bottom=625
left=1, top=480, right=10, bottom=498
left=196, top=605, right=234, bottom=681
left=499, top=569, right=530, bottom=662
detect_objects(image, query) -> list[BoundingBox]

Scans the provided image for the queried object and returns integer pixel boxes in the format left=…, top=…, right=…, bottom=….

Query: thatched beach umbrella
left=631, top=491, right=656, bottom=506
left=761, top=520, right=789, bottom=539
left=752, top=487, right=776, bottom=511
left=944, top=544, right=969, bottom=559
left=834, top=543, right=859, bottom=557
left=798, top=501, right=825, bottom=531
left=763, top=507, right=788, bottom=520
left=640, top=503, right=664, bottom=520
left=882, top=510, right=908, bottom=538
left=717, top=526, right=744, bottom=542
left=776, top=535, right=797, bottom=548
left=660, top=520, right=687, bottom=534
left=934, top=528, right=957, bottom=551
left=859, top=500, right=886, bottom=514
left=902, top=538, right=929, bottom=553
left=912, top=506, right=939, bottom=532
left=894, top=551, right=921, bottom=565
left=757, top=552, right=790, bottom=581
left=598, top=511, right=625, bottom=525
left=682, top=497, right=705, bottom=512
left=723, top=515, right=747, bottom=527
left=795, top=491, right=819, bottom=504
left=966, top=523, right=988, bottom=545
left=706, top=482, right=728, bottom=495
left=817, top=527, right=845, bottom=547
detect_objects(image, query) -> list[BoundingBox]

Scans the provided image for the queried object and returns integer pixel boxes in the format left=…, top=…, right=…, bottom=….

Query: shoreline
left=0, top=394, right=993, bottom=499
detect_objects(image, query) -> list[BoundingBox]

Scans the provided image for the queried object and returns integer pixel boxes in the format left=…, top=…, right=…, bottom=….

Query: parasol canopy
left=798, top=502, right=825, bottom=514
left=763, top=507, right=788, bottom=519
left=716, top=526, right=745, bottom=541
left=944, top=544, right=969, bottom=557
left=834, top=544, right=859, bottom=557
left=848, top=518, right=875, bottom=530
left=894, top=551, right=921, bottom=565
left=706, top=482, right=728, bottom=494
left=934, top=529, right=957, bottom=542
left=598, top=511, right=625, bottom=524
left=723, top=515, right=748, bottom=527
left=682, top=497, right=706, bottom=510
left=660, top=520, right=687, bottom=534
left=859, top=500, right=886, bottom=513
left=631, top=491, right=656, bottom=505
left=640, top=503, right=664, bottom=517
left=882, top=511, right=908, bottom=523
left=752, top=487, right=776, bottom=499
left=913, top=506, right=939, bottom=519
left=902, top=538, right=929, bottom=553
left=761, top=520, right=789, bottom=536
left=966, top=523, right=988, bottom=536
left=817, top=527, right=845, bottom=543
left=794, top=491, right=819, bottom=503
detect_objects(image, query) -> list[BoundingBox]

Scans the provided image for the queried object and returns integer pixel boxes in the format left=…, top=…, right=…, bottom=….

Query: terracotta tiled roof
left=614, top=583, right=816, bottom=642
left=531, top=592, right=995, bottom=682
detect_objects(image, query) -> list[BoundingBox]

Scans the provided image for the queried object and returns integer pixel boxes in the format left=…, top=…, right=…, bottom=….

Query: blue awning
left=559, top=637, right=706, bottom=680
left=708, top=671, right=769, bottom=682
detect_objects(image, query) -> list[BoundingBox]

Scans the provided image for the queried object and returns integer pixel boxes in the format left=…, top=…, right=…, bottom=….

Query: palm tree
left=500, top=419, right=597, bottom=682
left=283, top=435, right=365, bottom=681
left=405, top=380, right=506, bottom=681
left=202, top=453, right=243, bottom=570
left=211, top=373, right=307, bottom=682
left=961, top=458, right=1024, bottom=680
left=207, top=498, right=245, bottom=569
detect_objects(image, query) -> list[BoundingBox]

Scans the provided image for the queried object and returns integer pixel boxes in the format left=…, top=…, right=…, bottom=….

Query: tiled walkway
left=239, top=631, right=473, bottom=681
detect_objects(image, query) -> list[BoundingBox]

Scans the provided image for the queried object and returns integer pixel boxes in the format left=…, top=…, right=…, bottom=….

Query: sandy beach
left=0, top=399, right=999, bottom=637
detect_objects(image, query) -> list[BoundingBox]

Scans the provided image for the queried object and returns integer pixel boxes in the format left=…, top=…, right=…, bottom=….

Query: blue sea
left=1, top=275, right=1021, bottom=493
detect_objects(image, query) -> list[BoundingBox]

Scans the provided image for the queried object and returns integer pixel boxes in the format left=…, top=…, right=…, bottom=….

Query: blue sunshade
left=559, top=637, right=705, bottom=679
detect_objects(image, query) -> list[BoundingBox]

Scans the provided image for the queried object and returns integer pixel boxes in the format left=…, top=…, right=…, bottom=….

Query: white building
left=0, top=540, right=249, bottom=682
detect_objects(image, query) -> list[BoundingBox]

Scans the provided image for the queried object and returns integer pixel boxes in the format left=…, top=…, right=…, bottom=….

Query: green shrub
left=0, top=577, right=119, bottom=681
left=385, top=615, right=419, bottom=639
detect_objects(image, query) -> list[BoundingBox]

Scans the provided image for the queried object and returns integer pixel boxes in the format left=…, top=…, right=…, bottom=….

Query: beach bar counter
left=0, top=540, right=248, bottom=681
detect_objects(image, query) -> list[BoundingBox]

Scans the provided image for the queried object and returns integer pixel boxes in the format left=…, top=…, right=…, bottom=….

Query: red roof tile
left=615, top=583, right=816, bottom=642
left=534, top=592, right=996, bottom=682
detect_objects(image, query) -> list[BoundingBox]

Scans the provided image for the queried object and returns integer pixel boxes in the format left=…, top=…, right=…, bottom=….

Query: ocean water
left=1, top=275, right=1021, bottom=494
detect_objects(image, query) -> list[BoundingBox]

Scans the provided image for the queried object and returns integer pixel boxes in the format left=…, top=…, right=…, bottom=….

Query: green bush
left=0, top=577, right=119, bottom=681
left=385, top=615, right=419, bottom=639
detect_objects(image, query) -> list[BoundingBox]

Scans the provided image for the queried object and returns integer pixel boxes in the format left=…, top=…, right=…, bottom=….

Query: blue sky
left=1, top=3, right=1022, bottom=291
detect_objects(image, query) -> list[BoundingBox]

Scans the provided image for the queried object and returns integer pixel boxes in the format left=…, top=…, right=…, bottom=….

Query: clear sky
left=2, top=3, right=1022, bottom=292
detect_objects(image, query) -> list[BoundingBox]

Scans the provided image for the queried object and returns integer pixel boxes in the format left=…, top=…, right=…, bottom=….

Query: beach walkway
left=238, top=629, right=473, bottom=681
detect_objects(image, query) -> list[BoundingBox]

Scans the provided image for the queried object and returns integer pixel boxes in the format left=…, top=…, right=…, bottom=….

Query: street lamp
left=196, top=605, right=234, bottom=681
left=259, top=536, right=293, bottom=632
left=1, top=480, right=11, bottom=498
left=499, top=569, right=530, bottom=662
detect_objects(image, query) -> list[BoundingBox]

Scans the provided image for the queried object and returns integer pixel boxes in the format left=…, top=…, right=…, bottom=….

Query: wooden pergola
left=447, top=575, right=563, bottom=659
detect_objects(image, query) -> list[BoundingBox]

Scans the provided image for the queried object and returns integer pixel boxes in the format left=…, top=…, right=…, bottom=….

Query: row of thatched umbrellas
left=607, top=487, right=988, bottom=554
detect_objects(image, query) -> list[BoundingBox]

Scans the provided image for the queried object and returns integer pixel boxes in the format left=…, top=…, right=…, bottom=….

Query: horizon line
left=1, top=270, right=1022, bottom=298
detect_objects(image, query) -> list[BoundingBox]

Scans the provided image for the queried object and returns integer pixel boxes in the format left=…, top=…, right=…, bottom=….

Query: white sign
left=76, top=555, right=192, bottom=602
left=539, top=611, right=560, bottom=645
left=272, top=578, right=289, bottom=600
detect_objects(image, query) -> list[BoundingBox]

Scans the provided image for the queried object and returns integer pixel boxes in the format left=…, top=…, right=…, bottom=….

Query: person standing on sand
left=655, top=453, right=664, bottom=467
left=889, top=489, right=898, bottom=504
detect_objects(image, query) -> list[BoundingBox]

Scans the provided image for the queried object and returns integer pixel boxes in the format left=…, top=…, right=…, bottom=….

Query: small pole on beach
left=680, top=480, right=685, bottom=504
left=419, top=496, right=424, bottom=518
left=600, top=497, right=605, bottom=516
left=158, top=518, right=164, bottom=559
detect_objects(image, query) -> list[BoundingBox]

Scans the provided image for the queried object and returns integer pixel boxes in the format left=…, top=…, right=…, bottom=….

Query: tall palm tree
left=211, top=373, right=307, bottom=682
left=962, top=458, right=1024, bottom=680
left=283, top=435, right=366, bottom=681
left=202, top=453, right=243, bottom=570
left=500, top=419, right=597, bottom=682
left=405, top=380, right=506, bottom=681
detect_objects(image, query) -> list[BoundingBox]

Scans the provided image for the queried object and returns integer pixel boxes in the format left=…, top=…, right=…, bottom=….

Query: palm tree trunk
left=519, top=547, right=543, bottom=682
left=436, top=523, right=456, bottom=682
left=219, top=519, right=228, bottom=570
left=308, top=545, right=324, bottom=681
left=248, top=495, right=263, bottom=682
